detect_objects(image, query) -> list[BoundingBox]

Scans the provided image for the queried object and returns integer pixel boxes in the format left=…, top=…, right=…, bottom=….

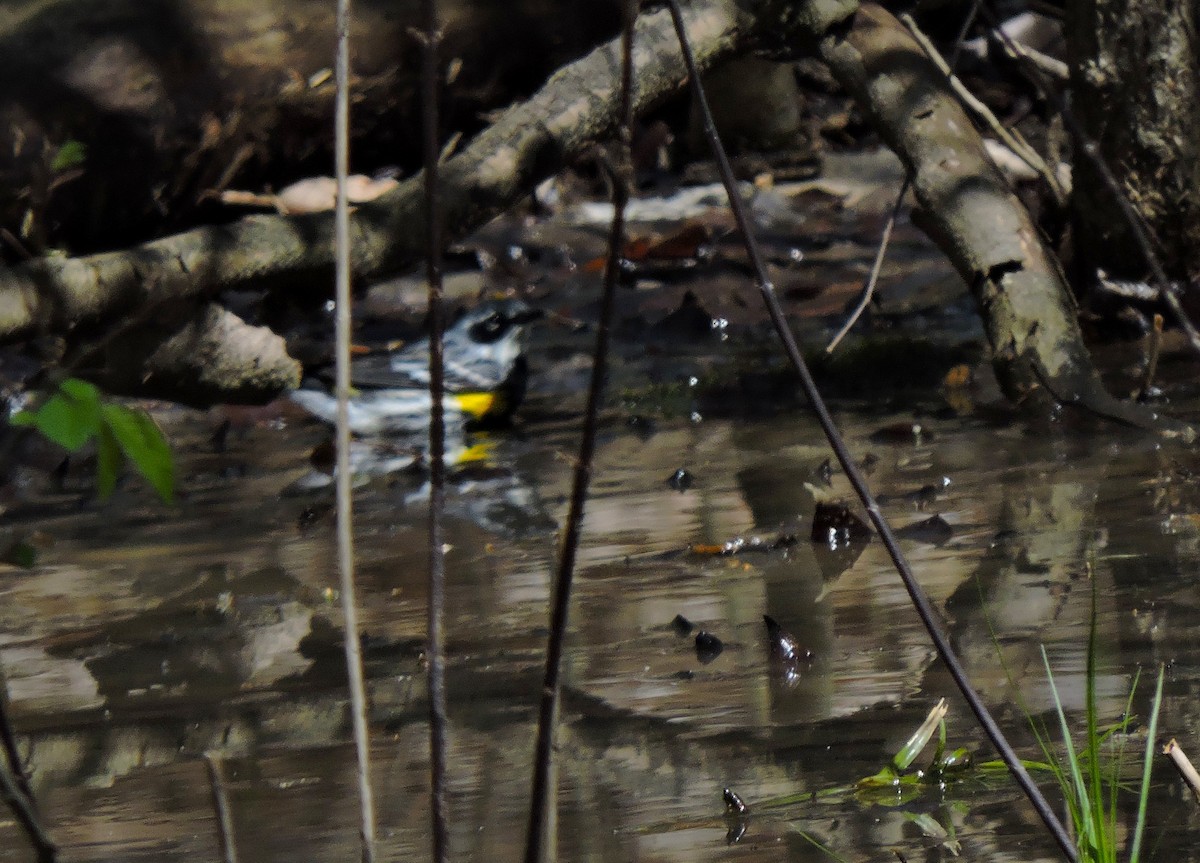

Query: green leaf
left=95, top=422, right=123, bottom=500
left=10, top=378, right=102, bottom=451
left=50, top=140, right=87, bottom=173
left=100, top=404, right=175, bottom=504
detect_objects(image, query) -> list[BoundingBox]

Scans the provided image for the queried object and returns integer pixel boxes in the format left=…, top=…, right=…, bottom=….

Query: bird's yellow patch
left=453, top=391, right=502, bottom=419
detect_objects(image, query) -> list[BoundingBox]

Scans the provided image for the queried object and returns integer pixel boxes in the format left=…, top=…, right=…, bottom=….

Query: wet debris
left=689, top=534, right=799, bottom=556
left=811, top=502, right=872, bottom=548
left=667, top=468, right=694, bottom=492
left=869, top=421, right=932, bottom=445
left=764, top=615, right=813, bottom=688
left=723, top=787, right=749, bottom=815
left=896, top=514, right=954, bottom=545
left=763, top=615, right=814, bottom=665
left=878, top=476, right=952, bottom=510
left=626, top=414, right=656, bottom=438
left=814, top=458, right=834, bottom=486
left=694, top=631, right=724, bottom=663
left=671, top=614, right=695, bottom=636
left=649, top=290, right=723, bottom=342
left=723, top=788, right=750, bottom=844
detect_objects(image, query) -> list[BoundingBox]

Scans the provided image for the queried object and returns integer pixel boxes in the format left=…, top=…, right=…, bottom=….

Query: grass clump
left=1035, top=606, right=1165, bottom=863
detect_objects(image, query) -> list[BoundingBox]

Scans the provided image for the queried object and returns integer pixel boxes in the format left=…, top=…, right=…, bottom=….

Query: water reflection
left=0, top=406, right=1198, bottom=861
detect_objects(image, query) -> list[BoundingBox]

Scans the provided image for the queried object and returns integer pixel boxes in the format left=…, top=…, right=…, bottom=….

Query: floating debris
left=671, top=614, right=695, bottom=636
left=667, top=468, right=694, bottom=492
left=763, top=615, right=814, bottom=665
left=811, top=502, right=872, bottom=548
left=869, top=421, right=932, bottom=445
left=723, top=787, right=750, bottom=844
left=723, top=787, right=749, bottom=815
left=896, top=514, right=954, bottom=545
left=690, top=534, right=798, bottom=556
left=694, top=631, right=724, bottom=663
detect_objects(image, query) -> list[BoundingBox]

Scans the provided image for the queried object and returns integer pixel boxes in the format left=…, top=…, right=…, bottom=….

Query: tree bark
left=0, top=0, right=1188, bottom=436
left=1065, top=0, right=1200, bottom=282
left=814, top=4, right=1190, bottom=436
left=0, top=0, right=749, bottom=345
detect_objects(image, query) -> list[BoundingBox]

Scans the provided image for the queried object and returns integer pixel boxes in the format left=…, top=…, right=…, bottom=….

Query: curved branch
left=815, top=4, right=1193, bottom=438
left=0, top=0, right=749, bottom=345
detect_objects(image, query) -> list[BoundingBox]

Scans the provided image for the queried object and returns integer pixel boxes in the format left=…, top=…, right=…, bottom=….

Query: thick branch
left=0, top=0, right=748, bottom=345
left=816, top=4, right=1191, bottom=437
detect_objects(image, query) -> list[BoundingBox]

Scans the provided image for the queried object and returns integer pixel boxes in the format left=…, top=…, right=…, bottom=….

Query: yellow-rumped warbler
left=289, top=299, right=539, bottom=435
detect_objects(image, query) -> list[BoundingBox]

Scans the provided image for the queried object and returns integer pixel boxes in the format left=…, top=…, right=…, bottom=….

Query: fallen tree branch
left=814, top=4, right=1192, bottom=437
left=0, top=0, right=749, bottom=346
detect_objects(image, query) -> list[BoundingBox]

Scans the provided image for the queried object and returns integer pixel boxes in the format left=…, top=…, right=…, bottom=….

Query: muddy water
left=4, top=155, right=1200, bottom=861
left=2, top=401, right=1200, bottom=862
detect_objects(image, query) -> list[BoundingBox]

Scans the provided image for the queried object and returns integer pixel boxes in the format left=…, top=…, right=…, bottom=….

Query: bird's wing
left=349, top=354, right=429, bottom=389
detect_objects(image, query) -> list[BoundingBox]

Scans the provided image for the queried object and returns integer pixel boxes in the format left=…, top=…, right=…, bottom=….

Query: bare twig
left=1164, top=739, right=1200, bottom=805
left=828, top=1, right=975, bottom=355
left=203, top=752, right=239, bottom=863
left=419, top=2, right=450, bottom=861
left=0, top=749, right=54, bottom=863
left=901, top=13, right=1066, bottom=206
left=826, top=178, right=908, bottom=353
left=666, top=2, right=1078, bottom=860
left=334, top=0, right=377, bottom=860
left=977, top=0, right=1200, bottom=359
left=1137, top=314, right=1164, bottom=401
left=523, top=2, right=635, bottom=862
left=998, top=38, right=1069, bottom=82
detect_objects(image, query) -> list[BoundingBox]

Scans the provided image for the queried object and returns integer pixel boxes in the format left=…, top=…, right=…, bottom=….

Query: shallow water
left=4, top=157, right=1200, bottom=861
left=4, top=395, right=1200, bottom=862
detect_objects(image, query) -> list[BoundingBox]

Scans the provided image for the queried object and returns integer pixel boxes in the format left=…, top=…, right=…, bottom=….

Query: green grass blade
left=1042, top=645, right=1094, bottom=854
left=1128, top=665, right=1165, bottom=863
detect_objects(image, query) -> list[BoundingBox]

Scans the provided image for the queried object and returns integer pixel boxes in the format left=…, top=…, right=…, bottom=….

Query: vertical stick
left=522, top=3, right=635, bottom=863
left=333, top=0, right=377, bottom=860
left=419, top=0, right=451, bottom=860
left=203, top=752, right=239, bottom=863
left=663, top=1, right=1077, bottom=860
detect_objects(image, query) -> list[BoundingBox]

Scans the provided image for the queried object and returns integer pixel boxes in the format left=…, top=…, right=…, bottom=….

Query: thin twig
left=901, top=13, right=1066, bottom=206
left=523, top=2, right=635, bottom=861
left=333, top=0, right=377, bottom=860
left=826, top=178, right=908, bottom=353
left=0, top=750, right=54, bottom=863
left=203, top=752, right=239, bottom=863
left=998, top=38, right=1069, bottom=82
left=1164, top=739, right=1200, bottom=804
left=0, top=662, right=33, bottom=807
left=1137, top=313, right=1164, bottom=401
left=664, top=2, right=1077, bottom=860
left=420, top=1, right=450, bottom=861
left=976, top=0, right=1200, bottom=359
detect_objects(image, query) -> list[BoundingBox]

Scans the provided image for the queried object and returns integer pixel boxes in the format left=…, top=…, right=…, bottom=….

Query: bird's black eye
left=468, top=313, right=508, bottom=343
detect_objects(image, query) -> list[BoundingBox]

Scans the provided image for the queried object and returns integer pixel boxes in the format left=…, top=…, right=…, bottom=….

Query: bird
left=289, top=299, right=539, bottom=436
